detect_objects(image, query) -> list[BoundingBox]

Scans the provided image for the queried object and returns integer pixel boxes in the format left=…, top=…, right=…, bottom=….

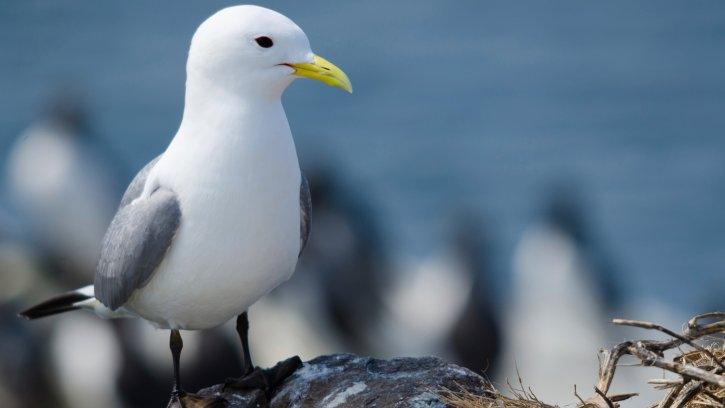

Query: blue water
left=2, top=1, right=724, bottom=311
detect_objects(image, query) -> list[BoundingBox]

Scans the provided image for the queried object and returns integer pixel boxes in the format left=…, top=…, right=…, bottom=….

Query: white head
left=187, top=5, right=352, bottom=99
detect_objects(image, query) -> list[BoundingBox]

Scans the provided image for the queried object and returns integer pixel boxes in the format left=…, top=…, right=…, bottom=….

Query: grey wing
left=299, top=174, right=311, bottom=257
left=118, top=155, right=161, bottom=208
left=94, top=187, right=181, bottom=310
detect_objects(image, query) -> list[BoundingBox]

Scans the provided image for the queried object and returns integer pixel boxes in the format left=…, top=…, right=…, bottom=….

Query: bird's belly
left=127, top=176, right=300, bottom=330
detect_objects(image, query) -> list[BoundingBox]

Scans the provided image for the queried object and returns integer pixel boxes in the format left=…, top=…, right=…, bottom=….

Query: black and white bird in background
left=5, top=89, right=126, bottom=286
left=19, top=5, right=352, bottom=405
left=2, top=88, right=128, bottom=408
left=377, top=212, right=502, bottom=376
left=497, top=186, right=623, bottom=405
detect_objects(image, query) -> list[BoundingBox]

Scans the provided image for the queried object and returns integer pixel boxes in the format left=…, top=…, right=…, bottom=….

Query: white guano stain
left=323, top=381, right=368, bottom=408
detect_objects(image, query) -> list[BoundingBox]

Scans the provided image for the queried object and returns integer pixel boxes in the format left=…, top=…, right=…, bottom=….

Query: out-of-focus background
left=1, top=1, right=724, bottom=407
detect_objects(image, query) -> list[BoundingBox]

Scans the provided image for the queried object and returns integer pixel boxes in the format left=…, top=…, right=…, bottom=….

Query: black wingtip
left=19, top=303, right=80, bottom=320
left=18, top=291, right=92, bottom=320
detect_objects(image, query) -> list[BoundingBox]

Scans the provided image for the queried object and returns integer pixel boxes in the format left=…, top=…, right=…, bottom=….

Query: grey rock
left=195, top=353, right=487, bottom=408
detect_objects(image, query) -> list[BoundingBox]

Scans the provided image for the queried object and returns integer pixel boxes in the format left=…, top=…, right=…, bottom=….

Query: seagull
left=19, top=5, right=352, bottom=405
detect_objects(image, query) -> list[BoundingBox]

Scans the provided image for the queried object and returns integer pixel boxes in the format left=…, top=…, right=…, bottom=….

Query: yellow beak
left=290, top=54, right=353, bottom=93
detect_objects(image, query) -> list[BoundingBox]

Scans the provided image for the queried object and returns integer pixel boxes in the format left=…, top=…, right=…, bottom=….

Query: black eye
left=255, top=36, right=273, bottom=48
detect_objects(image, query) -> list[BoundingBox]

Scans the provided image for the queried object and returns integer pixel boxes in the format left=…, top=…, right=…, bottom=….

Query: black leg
left=225, top=311, right=302, bottom=396
left=236, top=312, right=253, bottom=375
left=170, top=329, right=184, bottom=397
left=166, top=330, right=226, bottom=408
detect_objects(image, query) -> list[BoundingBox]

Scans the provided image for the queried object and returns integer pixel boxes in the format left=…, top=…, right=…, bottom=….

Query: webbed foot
left=224, top=355, right=302, bottom=397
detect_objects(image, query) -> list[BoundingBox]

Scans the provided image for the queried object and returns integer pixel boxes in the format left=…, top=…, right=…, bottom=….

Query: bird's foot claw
left=263, top=355, right=302, bottom=391
left=224, top=367, right=268, bottom=391
left=224, top=355, right=302, bottom=397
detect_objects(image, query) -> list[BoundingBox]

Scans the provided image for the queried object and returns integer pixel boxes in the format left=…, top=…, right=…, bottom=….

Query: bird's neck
left=177, top=74, right=290, bottom=147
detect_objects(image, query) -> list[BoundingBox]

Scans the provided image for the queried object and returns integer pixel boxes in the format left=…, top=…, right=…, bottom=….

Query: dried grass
left=439, top=380, right=558, bottom=408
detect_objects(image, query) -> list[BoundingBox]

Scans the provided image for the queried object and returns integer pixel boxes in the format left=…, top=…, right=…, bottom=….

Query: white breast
left=127, top=105, right=301, bottom=330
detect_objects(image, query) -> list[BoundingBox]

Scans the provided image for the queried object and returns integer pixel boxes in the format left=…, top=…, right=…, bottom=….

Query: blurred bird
left=0, top=203, right=64, bottom=407
left=19, top=5, right=351, bottom=405
left=46, top=316, right=243, bottom=408
left=445, top=215, right=502, bottom=377
left=303, top=166, right=388, bottom=352
left=0, top=302, right=60, bottom=408
left=43, top=315, right=244, bottom=408
left=378, top=213, right=503, bottom=369
left=4, top=90, right=129, bottom=408
left=5, top=88, right=125, bottom=286
left=497, top=186, right=621, bottom=404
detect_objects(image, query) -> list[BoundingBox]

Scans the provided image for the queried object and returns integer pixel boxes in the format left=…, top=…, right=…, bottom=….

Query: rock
left=195, top=353, right=487, bottom=407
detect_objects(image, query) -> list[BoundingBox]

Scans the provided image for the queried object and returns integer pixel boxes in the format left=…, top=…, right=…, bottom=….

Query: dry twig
left=593, top=312, right=725, bottom=408
left=443, top=313, right=724, bottom=408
